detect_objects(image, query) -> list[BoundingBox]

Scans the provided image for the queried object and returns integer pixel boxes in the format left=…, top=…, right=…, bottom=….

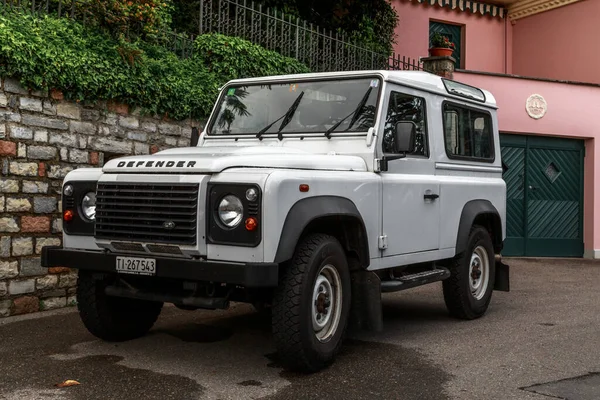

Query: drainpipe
left=504, top=16, right=507, bottom=74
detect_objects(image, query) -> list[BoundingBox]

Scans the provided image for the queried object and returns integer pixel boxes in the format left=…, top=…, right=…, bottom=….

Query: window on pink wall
left=429, top=20, right=463, bottom=69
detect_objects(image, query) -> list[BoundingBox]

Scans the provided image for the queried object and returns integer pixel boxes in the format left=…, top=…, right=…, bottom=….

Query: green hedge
left=0, top=11, right=309, bottom=120
left=195, top=34, right=310, bottom=82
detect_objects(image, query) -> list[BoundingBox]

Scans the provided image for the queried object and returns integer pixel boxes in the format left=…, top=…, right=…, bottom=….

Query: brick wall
left=0, top=77, right=205, bottom=317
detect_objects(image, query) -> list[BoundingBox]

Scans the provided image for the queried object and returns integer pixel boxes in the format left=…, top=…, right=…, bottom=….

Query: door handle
left=424, top=193, right=439, bottom=200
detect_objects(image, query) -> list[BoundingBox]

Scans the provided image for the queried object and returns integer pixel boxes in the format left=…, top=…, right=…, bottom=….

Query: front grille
left=95, top=183, right=199, bottom=245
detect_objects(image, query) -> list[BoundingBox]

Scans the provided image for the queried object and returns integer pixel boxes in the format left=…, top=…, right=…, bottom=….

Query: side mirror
left=379, top=121, right=417, bottom=172
left=190, top=127, right=200, bottom=147
left=394, top=121, right=416, bottom=154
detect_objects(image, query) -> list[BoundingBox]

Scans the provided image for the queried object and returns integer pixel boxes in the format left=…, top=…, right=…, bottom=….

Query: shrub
left=48, top=0, right=174, bottom=40
left=0, top=11, right=309, bottom=120
left=194, top=33, right=310, bottom=82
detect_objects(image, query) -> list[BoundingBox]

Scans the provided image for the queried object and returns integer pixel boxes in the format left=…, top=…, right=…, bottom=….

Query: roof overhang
left=505, top=0, right=585, bottom=21
left=406, top=0, right=506, bottom=18
left=405, top=0, right=585, bottom=21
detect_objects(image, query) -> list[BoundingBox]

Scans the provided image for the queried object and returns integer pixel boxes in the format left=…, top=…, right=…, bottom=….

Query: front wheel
left=271, top=234, right=351, bottom=372
left=442, top=225, right=496, bottom=320
left=76, top=271, right=163, bottom=341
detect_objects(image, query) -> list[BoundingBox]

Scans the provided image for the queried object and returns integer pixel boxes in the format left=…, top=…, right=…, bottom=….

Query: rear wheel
left=271, top=234, right=351, bottom=372
left=76, top=271, right=163, bottom=341
left=443, top=225, right=495, bottom=320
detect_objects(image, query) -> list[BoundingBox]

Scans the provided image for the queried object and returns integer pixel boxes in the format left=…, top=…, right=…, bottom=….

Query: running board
left=380, top=268, right=451, bottom=293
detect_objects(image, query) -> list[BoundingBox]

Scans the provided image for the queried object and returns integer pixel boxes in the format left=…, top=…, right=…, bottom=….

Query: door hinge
left=378, top=235, right=388, bottom=250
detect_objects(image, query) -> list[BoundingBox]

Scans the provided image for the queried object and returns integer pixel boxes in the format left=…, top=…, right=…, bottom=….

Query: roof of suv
left=225, top=70, right=498, bottom=109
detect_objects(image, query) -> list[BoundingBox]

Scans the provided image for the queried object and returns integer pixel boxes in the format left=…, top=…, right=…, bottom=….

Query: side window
left=443, top=103, right=493, bottom=161
left=382, top=91, right=428, bottom=156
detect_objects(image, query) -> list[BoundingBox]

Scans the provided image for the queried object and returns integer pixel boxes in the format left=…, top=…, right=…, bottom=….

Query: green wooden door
left=500, top=135, right=526, bottom=256
left=429, top=21, right=461, bottom=68
left=501, top=134, right=584, bottom=257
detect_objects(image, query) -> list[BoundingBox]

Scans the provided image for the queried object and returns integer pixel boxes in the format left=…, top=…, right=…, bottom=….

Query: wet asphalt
left=0, top=258, right=599, bottom=400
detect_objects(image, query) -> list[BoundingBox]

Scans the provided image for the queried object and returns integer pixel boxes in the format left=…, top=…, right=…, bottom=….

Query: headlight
left=81, top=192, right=96, bottom=221
left=218, top=195, right=243, bottom=228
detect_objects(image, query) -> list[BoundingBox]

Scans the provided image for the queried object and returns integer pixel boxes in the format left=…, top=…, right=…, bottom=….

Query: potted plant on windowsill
left=429, top=33, right=455, bottom=57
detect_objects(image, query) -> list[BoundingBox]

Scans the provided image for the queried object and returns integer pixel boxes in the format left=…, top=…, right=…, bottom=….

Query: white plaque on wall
left=526, top=94, right=547, bottom=119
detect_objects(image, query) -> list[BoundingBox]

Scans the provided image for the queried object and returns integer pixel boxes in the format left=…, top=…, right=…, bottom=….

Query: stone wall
left=0, top=77, right=205, bottom=317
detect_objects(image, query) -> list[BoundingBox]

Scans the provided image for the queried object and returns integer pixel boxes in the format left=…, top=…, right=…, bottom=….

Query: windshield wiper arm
left=324, top=86, right=372, bottom=139
left=276, top=91, right=304, bottom=140
left=256, top=91, right=304, bottom=140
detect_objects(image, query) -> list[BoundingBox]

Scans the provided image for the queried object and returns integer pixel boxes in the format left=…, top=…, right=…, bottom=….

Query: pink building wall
left=455, top=71, right=600, bottom=253
left=512, top=0, right=600, bottom=84
left=390, top=0, right=511, bottom=73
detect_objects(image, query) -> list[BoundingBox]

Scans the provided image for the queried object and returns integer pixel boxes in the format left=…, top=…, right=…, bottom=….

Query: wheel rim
left=469, top=245, right=490, bottom=300
left=311, top=264, right=342, bottom=343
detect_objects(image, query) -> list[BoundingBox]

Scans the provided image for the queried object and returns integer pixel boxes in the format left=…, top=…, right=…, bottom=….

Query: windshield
left=208, top=77, right=382, bottom=136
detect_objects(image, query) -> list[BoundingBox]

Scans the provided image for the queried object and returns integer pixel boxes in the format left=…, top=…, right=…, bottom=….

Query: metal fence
left=0, top=0, right=196, bottom=58
left=200, top=0, right=422, bottom=72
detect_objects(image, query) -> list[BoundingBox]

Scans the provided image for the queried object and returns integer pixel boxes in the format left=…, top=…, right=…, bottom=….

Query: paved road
left=0, top=258, right=599, bottom=400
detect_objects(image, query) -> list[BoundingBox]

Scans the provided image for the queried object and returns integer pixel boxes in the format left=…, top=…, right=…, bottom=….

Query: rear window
left=443, top=103, right=494, bottom=162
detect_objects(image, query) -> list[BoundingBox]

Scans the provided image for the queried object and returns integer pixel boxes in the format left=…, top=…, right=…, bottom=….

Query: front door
left=501, top=134, right=584, bottom=257
left=380, top=88, right=440, bottom=256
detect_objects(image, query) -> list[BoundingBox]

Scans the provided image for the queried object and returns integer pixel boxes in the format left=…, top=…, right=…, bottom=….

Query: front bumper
left=41, top=246, right=279, bottom=288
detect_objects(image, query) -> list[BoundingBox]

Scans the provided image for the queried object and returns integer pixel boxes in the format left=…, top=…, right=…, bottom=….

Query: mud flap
left=349, top=270, right=383, bottom=332
left=494, top=256, right=510, bottom=292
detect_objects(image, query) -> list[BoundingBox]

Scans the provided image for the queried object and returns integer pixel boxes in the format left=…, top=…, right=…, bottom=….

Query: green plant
left=194, top=33, right=310, bottom=82
left=0, top=11, right=309, bottom=120
left=430, top=33, right=455, bottom=49
left=77, top=0, right=174, bottom=40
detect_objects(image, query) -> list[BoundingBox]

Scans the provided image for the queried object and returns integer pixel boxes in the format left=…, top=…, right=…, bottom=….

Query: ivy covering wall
left=0, top=12, right=309, bottom=121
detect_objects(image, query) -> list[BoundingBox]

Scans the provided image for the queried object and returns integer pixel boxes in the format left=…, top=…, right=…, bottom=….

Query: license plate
left=116, top=256, right=156, bottom=276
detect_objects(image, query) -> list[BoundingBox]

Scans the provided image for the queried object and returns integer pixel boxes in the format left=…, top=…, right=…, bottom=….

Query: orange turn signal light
left=245, top=217, right=258, bottom=231
left=63, top=209, right=74, bottom=222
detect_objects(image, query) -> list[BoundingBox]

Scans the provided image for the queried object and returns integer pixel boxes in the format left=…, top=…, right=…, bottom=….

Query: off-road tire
left=443, top=225, right=496, bottom=320
left=76, top=270, right=163, bottom=341
left=271, top=234, right=351, bottom=373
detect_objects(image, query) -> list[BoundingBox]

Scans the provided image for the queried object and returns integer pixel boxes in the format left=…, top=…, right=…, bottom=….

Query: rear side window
left=443, top=103, right=494, bottom=162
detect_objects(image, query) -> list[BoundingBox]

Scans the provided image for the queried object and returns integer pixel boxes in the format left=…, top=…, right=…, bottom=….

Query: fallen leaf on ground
left=56, top=380, right=80, bottom=388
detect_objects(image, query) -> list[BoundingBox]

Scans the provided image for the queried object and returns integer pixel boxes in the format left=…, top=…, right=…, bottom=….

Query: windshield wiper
left=324, top=86, right=372, bottom=139
left=256, top=91, right=304, bottom=140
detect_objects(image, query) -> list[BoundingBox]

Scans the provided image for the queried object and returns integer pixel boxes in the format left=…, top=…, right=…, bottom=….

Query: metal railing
left=200, top=0, right=422, bottom=72
left=0, top=0, right=422, bottom=71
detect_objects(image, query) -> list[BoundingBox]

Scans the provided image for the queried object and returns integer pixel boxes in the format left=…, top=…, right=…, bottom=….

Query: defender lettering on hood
left=117, top=160, right=197, bottom=168
left=101, top=146, right=368, bottom=174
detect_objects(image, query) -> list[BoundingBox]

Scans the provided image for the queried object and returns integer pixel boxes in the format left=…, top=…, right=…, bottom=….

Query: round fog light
left=246, top=188, right=258, bottom=202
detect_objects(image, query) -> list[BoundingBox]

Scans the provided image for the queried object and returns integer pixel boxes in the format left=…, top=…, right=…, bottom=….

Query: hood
left=102, top=146, right=368, bottom=173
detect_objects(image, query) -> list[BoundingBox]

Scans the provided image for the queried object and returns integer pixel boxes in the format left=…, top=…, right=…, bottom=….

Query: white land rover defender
left=42, top=70, right=509, bottom=372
